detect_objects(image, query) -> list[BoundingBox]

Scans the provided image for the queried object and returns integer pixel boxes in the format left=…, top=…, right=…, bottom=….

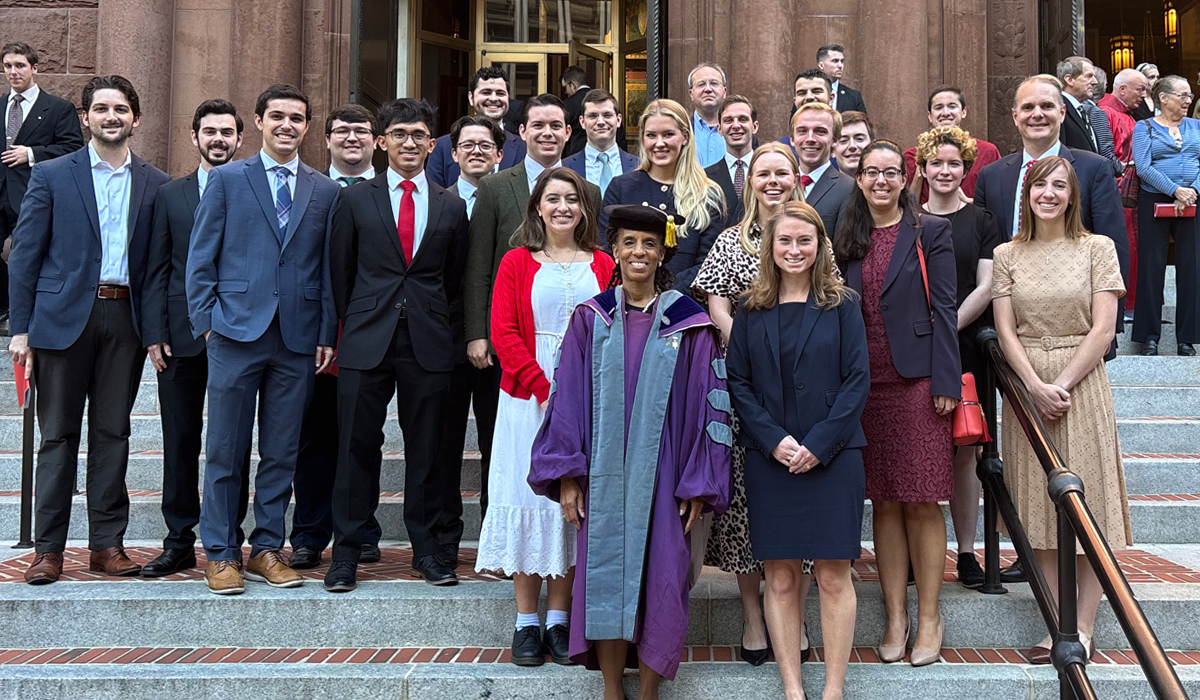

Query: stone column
left=858, top=0, right=930, bottom=147
left=987, top=0, right=1039, bottom=154
left=943, top=0, right=991, bottom=141
left=725, top=0, right=796, bottom=142
left=97, top=0, right=176, bottom=170
left=300, top=0, right=353, bottom=169
left=230, top=0, right=305, bottom=160
left=168, top=0, right=234, bottom=176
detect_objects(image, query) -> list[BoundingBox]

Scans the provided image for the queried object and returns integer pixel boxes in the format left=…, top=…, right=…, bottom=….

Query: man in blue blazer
left=703, top=95, right=758, bottom=230
left=562, top=88, right=638, bottom=198
left=8, top=76, right=170, bottom=585
left=187, top=84, right=339, bottom=595
left=426, top=66, right=526, bottom=188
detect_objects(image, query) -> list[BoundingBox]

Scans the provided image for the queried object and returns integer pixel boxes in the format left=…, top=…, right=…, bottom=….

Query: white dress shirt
left=584, top=143, right=624, bottom=189
left=524, top=155, right=561, bottom=193
left=1012, top=141, right=1062, bottom=238
left=724, top=151, right=750, bottom=184
left=802, top=160, right=834, bottom=198
left=328, top=163, right=375, bottom=186
left=5, top=83, right=39, bottom=163
left=388, top=167, right=429, bottom=256
left=454, top=177, right=479, bottom=219
left=89, top=143, right=133, bottom=285
left=260, top=149, right=299, bottom=206
left=197, top=165, right=210, bottom=199
left=830, top=80, right=840, bottom=110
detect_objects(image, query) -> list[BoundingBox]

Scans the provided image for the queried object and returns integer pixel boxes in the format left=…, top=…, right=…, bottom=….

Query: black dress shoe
left=511, top=625, right=544, bottom=666
left=360, top=542, right=381, bottom=563
left=739, top=622, right=769, bottom=666
left=543, top=624, right=573, bottom=665
left=999, top=560, right=1027, bottom=584
left=957, top=552, right=986, bottom=589
left=1142, top=340, right=1159, bottom=356
left=141, top=548, right=197, bottom=578
left=323, top=560, right=358, bottom=592
left=288, top=545, right=323, bottom=570
left=413, top=554, right=457, bottom=585
left=439, top=544, right=459, bottom=569
left=1180, top=344, right=1196, bottom=357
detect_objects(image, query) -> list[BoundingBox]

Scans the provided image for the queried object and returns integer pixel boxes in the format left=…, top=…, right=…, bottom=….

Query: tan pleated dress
left=992, top=234, right=1133, bottom=551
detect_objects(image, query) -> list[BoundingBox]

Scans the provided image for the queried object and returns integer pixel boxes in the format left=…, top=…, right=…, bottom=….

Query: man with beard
left=704, top=95, right=758, bottom=229
left=833, top=111, right=873, bottom=178
left=187, top=84, right=339, bottom=595
left=9, top=75, right=170, bottom=584
left=426, top=67, right=526, bottom=188
left=141, top=100, right=253, bottom=577
left=904, top=86, right=1002, bottom=203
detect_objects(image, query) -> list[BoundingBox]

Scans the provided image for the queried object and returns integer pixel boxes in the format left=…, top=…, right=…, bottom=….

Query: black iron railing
left=975, top=327, right=1187, bottom=700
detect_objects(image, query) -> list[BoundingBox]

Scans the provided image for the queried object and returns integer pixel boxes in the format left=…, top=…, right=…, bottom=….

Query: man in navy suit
left=704, top=95, right=758, bottom=230
left=426, top=66, right=526, bottom=188
left=9, top=75, right=169, bottom=585
left=562, top=89, right=638, bottom=198
left=0, top=42, right=85, bottom=326
left=187, top=84, right=339, bottom=595
left=818, top=44, right=867, bottom=113
left=141, top=99, right=251, bottom=578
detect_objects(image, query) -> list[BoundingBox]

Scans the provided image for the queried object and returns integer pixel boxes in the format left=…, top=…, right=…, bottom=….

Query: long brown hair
left=833, top=140, right=920, bottom=266
left=744, top=201, right=853, bottom=310
left=509, top=167, right=599, bottom=251
left=1014, top=156, right=1088, bottom=243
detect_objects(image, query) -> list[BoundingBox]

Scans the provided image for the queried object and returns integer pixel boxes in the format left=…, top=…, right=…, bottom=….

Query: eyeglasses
left=454, top=141, right=496, bottom=153
left=859, top=167, right=904, bottom=182
left=1167, top=92, right=1196, bottom=102
left=330, top=127, right=374, bottom=139
left=692, top=80, right=724, bottom=90
left=385, top=130, right=430, bottom=144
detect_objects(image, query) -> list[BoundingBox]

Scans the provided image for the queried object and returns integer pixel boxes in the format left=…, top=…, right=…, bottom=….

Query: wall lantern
left=1110, top=35, right=1136, bottom=72
left=1166, top=1, right=1179, bottom=48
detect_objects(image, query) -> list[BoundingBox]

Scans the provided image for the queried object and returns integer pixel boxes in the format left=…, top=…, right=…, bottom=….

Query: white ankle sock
left=516, top=612, right=540, bottom=630
left=546, top=609, right=569, bottom=628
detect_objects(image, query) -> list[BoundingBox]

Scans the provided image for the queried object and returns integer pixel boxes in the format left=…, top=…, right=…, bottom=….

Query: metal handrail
left=975, top=327, right=1187, bottom=700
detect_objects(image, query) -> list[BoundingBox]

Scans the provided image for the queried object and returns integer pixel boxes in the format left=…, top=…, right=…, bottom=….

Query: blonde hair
left=735, top=142, right=804, bottom=257
left=1014, top=156, right=1089, bottom=243
left=915, top=126, right=978, bottom=171
left=636, top=98, right=725, bottom=236
left=743, top=201, right=853, bottom=310
left=790, top=101, right=843, bottom=141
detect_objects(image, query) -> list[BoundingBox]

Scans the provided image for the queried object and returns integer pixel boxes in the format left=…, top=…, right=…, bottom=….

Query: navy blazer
left=425, top=130, right=526, bottom=189
left=703, top=159, right=745, bottom=231
left=142, top=170, right=206, bottom=357
left=562, top=147, right=639, bottom=190
left=186, top=155, right=339, bottom=353
left=844, top=213, right=962, bottom=399
left=835, top=84, right=867, bottom=114
left=726, top=294, right=870, bottom=465
left=8, top=147, right=169, bottom=350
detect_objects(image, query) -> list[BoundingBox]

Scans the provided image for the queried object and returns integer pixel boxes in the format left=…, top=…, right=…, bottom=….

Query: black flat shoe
left=739, top=622, right=770, bottom=666
left=957, top=552, right=985, bottom=590
left=543, top=624, right=573, bottom=665
left=288, top=545, right=323, bottom=570
left=1180, top=344, right=1196, bottom=357
left=1142, top=340, right=1159, bottom=356
left=323, top=560, right=357, bottom=592
left=413, top=554, right=457, bottom=586
left=439, top=544, right=459, bottom=569
left=360, top=542, right=382, bottom=563
left=511, top=625, right=544, bottom=666
left=801, top=628, right=811, bottom=662
left=141, top=548, right=197, bottom=577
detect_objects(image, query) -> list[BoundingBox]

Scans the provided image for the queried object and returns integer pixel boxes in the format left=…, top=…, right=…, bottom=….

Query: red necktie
left=398, top=179, right=416, bottom=265
left=801, top=174, right=814, bottom=188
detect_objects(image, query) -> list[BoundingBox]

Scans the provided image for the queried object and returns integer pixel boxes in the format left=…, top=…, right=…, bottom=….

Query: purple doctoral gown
left=528, top=288, right=731, bottom=680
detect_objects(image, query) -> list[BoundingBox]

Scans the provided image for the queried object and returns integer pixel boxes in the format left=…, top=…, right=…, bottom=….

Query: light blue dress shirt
left=388, top=167, right=429, bottom=256
left=260, top=149, right=299, bottom=206
left=197, top=165, right=209, bottom=199
left=585, top=143, right=624, bottom=192
left=692, top=111, right=725, bottom=168
left=454, top=177, right=479, bottom=219
left=524, top=155, right=561, bottom=193
left=89, top=143, right=133, bottom=285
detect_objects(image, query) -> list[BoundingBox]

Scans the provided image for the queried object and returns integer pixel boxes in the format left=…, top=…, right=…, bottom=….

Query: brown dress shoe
left=89, top=546, right=141, bottom=576
left=245, top=550, right=303, bottom=588
left=206, top=560, right=245, bottom=595
left=25, top=552, right=64, bottom=585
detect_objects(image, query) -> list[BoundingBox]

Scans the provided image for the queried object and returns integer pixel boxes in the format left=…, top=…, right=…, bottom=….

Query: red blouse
left=490, top=246, right=615, bottom=404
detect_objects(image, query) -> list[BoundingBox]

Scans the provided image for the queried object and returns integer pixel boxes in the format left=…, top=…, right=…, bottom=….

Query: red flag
left=13, top=362, right=29, bottom=409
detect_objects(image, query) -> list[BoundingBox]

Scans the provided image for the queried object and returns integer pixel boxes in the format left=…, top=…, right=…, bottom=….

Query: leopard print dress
left=692, top=224, right=814, bottom=576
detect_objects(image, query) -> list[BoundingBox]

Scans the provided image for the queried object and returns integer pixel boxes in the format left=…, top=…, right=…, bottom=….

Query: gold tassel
left=665, top=215, right=677, bottom=247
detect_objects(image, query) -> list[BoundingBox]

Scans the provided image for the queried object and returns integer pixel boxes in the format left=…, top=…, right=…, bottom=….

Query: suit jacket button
left=395, top=303, right=402, bottom=309
left=279, top=260, right=285, bottom=266
left=881, top=302, right=889, bottom=311
left=88, top=285, right=95, bottom=291
left=797, top=382, right=804, bottom=389
left=273, top=291, right=279, bottom=297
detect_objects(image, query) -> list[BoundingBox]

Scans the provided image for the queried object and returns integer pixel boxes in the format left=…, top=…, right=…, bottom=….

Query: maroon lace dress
left=859, top=224, right=954, bottom=502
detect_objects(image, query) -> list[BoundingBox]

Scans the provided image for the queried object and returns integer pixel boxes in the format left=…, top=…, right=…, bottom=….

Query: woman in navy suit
left=727, top=201, right=869, bottom=700
left=834, top=141, right=960, bottom=667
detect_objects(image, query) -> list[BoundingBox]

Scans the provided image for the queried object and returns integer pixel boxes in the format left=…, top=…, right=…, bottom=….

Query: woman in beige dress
left=991, top=156, right=1132, bottom=664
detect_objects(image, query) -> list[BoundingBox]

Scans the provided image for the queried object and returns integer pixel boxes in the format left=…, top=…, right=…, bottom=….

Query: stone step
left=1100, top=356, right=1199, bottom=387
left=0, top=451, right=484, bottom=492
left=0, top=573, right=1197, bottom=653
left=990, top=417, right=1200, bottom=456
left=0, top=653, right=1195, bottom=700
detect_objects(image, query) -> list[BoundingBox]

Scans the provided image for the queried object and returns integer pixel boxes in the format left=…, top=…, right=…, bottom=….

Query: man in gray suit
left=792, top=102, right=854, bottom=236
left=187, top=84, right=339, bottom=595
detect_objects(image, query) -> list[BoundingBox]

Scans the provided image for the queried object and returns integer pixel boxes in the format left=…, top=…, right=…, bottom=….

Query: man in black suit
left=1056, top=57, right=1100, bottom=153
left=288, top=103, right=384, bottom=570
left=0, top=42, right=85, bottom=325
left=141, top=100, right=252, bottom=577
left=560, top=66, right=627, bottom=158
left=704, top=95, right=758, bottom=230
left=9, top=76, right=170, bottom=585
left=792, top=102, right=855, bottom=236
left=325, top=98, right=469, bottom=591
left=426, top=67, right=526, bottom=187
left=818, top=44, right=867, bottom=113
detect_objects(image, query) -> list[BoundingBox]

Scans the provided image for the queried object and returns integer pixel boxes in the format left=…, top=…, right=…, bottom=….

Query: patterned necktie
left=597, top=151, right=613, bottom=195
left=397, top=179, right=416, bottom=265
left=271, top=166, right=292, bottom=241
left=337, top=175, right=366, bottom=187
left=6, top=94, right=23, bottom=148
left=733, top=159, right=746, bottom=201
left=800, top=174, right=814, bottom=189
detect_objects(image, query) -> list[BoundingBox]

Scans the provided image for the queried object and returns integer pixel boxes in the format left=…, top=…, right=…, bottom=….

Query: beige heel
left=910, top=616, right=945, bottom=667
left=878, top=616, right=910, bottom=663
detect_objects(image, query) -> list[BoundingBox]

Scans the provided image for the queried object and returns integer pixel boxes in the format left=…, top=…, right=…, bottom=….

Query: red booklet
left=13, top=362, right=29, bottom=409
left=1154, top=203, right=1197, bottom=218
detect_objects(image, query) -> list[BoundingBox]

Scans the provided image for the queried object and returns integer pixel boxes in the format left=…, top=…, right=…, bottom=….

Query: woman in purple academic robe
left=529, top=204, right=731, bottom=700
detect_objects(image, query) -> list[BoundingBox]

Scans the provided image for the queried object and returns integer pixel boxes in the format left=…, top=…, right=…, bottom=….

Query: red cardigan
left=490, top=246, right=615, bottom=404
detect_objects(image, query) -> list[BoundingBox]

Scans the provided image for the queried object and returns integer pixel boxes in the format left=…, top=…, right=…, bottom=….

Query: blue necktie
left=272, top=166, right=292, bottom=241
left=597, top=151, right=613, bottom=195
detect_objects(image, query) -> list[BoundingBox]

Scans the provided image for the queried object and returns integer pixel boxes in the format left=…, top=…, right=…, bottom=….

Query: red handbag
left=915, top=232, right=994, bottom=445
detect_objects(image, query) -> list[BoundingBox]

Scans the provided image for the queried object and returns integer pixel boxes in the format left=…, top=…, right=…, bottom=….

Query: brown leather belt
left=97, top=285, right=130, bottom=299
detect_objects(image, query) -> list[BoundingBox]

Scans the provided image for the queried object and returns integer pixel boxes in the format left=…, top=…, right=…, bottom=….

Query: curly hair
left=914, top=125, right=978, bottom=172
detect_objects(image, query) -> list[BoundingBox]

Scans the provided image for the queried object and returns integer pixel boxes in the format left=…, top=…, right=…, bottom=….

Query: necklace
left=544, top=246, right=580, bottom=272
left=624, top=291, right=659, bottom=314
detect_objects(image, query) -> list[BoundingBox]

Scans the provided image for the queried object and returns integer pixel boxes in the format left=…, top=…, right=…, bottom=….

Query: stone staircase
left=2, top=277, right=1199, bottom=698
